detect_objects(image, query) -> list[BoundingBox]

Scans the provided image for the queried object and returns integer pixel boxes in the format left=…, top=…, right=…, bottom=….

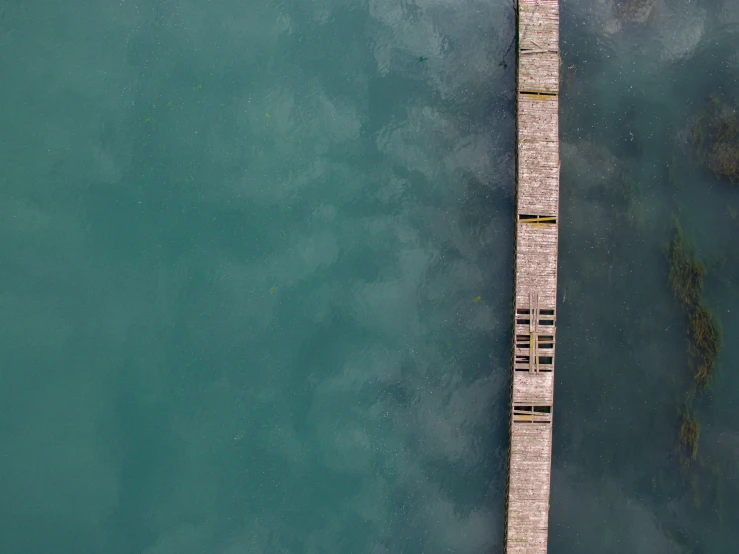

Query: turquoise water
left=1, top=0, right=738, bottom=552
left=0, top=1, right=514, bottom=552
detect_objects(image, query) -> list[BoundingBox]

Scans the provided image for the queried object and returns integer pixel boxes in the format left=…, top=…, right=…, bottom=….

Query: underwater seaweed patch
left=614, top=0, right=657, bottom=24
left=668, top=223, right=705, bottom=309
left=679, top=406, right=700, bottom=464
left=691, top=95, right=739, bottom=185
left=667, top=221, right=723, bottom=466
left=667, top=222, right=722, bottom=389
left=689, top=303, right=722, bottom=388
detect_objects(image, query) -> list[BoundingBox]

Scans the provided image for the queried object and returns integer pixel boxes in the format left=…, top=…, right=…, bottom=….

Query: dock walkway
left=504, top=0, right=560, bottom=552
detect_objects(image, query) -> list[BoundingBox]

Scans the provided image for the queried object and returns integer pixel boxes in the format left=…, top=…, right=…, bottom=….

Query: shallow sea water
left=554, top=0, right=739, bottom=552
left=0, top=0, right=737, bottom=552
left=0, top=1, right=514, bottom=552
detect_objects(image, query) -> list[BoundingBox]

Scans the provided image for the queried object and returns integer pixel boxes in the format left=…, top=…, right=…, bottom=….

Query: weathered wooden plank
left=511, top=425, right=552, bottom=450
left=518, top=144, right=559, bottom=216
left=512, top=372, right=555, bottom=404
left=514, top=222, right=558, bottom=309
left=519, top=0, right=559, bottom=53
left=506, top=0, right=559, bottom=551
left=518, top=93, right=558, bottom=143
left=509, top=479, right=550, bottom=492
left=517, top=92, right=559, bottom=216
left=509, top=458, right=552, bottom=473
left=519, top=52, right=559, bottom=93
left=515, top=322, right=557, bottom=334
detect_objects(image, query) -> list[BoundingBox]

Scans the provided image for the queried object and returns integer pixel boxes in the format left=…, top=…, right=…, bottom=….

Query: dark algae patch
left=689, top=304, right=721, bottom=388
left=679, top=404, right=700, bottom=464
left=667, top=220, right=722, bottom=466
left=691, top=94, right=739, bottom=185
left=613, top=0, right=657, bottom=24
left=668, top=220, right=722, bottom=389
left=668, top=223, right=705, bottom=310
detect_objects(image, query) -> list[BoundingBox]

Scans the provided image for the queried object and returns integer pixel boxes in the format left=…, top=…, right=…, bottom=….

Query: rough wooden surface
left=507, top=423, right=552, bottom=552
left=518, top=94, right=559, bottom=216
left=519, top=52, right=559, bottom=93
left=505, top=0, right=560, bottom=552
left=514, top=223, right=558, bottom=309
left=512, top=372, right=554, bottom=405
left=519, top=0, right=559, bottom=52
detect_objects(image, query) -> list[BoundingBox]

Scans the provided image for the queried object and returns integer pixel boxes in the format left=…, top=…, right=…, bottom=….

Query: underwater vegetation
left=668, top=223, right=705, bottom=311
left=691, top=95, right=739, bottom=185
left=689, top=304, right=721, bottom=387
left=676, top=390, right=726, bottom=519
left=668, top=221, right=722, bottom=465
left=614, top=0, right=657, bottom=24
left=679, top=404, right=700, bottom=463
left=668, top=221, right=722, bottom=389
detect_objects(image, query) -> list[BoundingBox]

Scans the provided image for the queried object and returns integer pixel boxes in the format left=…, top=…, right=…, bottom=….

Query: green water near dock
left=0, top=1, right=513, bottom=552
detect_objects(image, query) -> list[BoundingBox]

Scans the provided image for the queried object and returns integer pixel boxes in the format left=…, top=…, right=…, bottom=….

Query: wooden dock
left=505, top=0, right=560, bottom=552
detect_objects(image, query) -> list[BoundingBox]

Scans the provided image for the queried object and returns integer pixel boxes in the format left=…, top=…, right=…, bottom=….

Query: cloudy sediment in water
left=0, top=1, right=514, bottom=552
